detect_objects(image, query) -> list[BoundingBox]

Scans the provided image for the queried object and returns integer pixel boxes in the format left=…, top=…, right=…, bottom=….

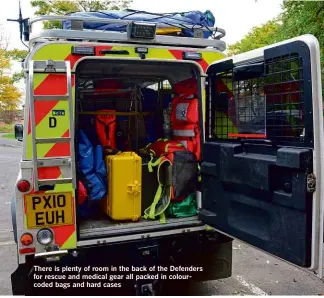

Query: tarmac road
left=0, top=137, right=323, bottom=295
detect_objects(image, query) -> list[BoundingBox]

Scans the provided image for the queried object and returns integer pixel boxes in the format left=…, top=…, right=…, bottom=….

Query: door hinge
left=307, top=173, right=316, bottom=193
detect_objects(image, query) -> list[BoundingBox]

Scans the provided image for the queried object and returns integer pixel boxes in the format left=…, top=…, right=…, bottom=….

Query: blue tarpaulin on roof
left=62, top=10, right=215, bottom=38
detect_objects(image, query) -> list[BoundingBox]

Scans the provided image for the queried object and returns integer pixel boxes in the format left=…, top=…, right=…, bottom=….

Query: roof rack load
left=62, top=10, right=219, bottom=39
left=27, top=10, right=227, bottom=51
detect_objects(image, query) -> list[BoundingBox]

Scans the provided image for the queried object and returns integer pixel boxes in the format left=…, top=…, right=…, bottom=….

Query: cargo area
left=75, top=59, right=203, bottom=240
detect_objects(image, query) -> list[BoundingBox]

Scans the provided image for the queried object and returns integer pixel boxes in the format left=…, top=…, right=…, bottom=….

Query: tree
left=228, top=1, right=324, bottom=57
left=227, top=1, right=324, bottom=94
left=0, top=48, right=22, bottom=123
left=277, top=1, right=324, bottom=82
left=31, top=0, right=133, bottom=29
left=6, top=49, right=28, bottom=61
left=6, top=49, right=28, bottom=83
left=0, top=26, right=22, bottom=122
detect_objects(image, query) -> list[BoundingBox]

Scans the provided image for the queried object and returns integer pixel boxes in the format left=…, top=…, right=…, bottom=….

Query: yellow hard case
left=102, top=152, right=142, bottom=221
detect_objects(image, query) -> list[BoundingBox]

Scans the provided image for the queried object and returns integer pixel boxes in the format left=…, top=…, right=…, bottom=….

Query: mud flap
left=11, top=264, right=33, bottom=295
left=193, top=235, right=233, bottom=281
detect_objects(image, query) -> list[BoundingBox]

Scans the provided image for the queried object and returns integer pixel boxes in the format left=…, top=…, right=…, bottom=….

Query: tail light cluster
left=19, top=229, right=54, bottom=254
left=16, top=180, right=55, bottom=254
left=19, top=233, right=36, bottom=254
left=20, top=233, right=33, bottom=246
left=17, top=180, right=31, bottom=192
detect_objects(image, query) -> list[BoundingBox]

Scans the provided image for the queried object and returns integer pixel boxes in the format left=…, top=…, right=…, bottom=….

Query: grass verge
left=2, top=133, right=15, bottom=139
left=0, top=124, right=14, bottom=133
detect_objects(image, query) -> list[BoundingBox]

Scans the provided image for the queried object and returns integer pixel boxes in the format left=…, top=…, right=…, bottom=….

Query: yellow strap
left=197, top=164, right=201, bottom=182
left=165, top=142, right=183, bottom=153
left=143, top=186, right=171, bottom=222
left=148, top=156, right=162, bottom=173
left=159, top=212, right=166, bottom=223
left=149, top=184, right=162, bottom=219
left=143, top=184, right=163, bottom=220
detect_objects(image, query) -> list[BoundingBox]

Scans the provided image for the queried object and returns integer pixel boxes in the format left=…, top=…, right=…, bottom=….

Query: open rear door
left=200, top=35, right=324, bottom=278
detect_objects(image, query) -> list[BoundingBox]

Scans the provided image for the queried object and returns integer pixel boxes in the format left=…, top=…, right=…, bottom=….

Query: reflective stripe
left=173, top=129, right=195, bottom=137
left=178, top=140, right=188, bottom=148
left=175, top=103, right=189, bottom=121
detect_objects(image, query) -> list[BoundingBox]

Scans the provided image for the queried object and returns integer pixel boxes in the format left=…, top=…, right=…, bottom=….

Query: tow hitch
left=135, top=242, right=160, bottom=296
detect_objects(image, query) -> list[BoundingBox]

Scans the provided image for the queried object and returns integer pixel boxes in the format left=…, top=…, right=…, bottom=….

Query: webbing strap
left=146, top=184, right=163, bottom=219
left=148, top=156, right=162, bottom=173
left=159, top=212, right=166, bottom=224
left=143, top=158, right=172, bottom=223
left=139, top=142, right=152, bottom=155
left=143, top=185, right=171, bottom=222
left=197, top=163, right=202, bottom=182
left=165, top=142, right=183, bottom=153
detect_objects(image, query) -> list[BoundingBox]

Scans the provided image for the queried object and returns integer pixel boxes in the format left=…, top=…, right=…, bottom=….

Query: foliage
left=0, top=123, right=14, bottom=133
left=227, top=0, right=324, bottom=95
left=6, top=50, right=28, bottom=84
left=278, top=1, right=324, bottom=80
left=0, top=47, right=22, bottom=118
left=6, top=49, right=28, bottom=61
left=31, top=0, right=133, bottom=29
left=0, top=76, right=21, bottom=111
left=228, top=1, right=324, bottom=56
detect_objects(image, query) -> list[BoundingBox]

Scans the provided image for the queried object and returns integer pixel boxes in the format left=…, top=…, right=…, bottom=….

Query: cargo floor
left=79, top=215, right=202, bottom=240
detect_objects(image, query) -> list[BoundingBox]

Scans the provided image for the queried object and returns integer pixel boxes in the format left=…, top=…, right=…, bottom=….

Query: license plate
left=25, top=192, right=74, bottom=228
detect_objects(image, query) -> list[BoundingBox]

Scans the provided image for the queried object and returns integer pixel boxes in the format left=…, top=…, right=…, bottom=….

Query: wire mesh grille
left=211, top=53, right=306, bottom=146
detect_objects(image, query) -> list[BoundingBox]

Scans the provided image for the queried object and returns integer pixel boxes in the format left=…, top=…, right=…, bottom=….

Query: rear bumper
left=11, top=231, right=232, bottom=295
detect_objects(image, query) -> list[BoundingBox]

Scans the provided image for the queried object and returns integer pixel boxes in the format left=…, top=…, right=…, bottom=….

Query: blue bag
left=78, top=130, right=94, bottom=176
left=78, top=129, right=107, bottom=200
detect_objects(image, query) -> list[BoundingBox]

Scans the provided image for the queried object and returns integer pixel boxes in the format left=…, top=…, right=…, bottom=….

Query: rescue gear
left=166, top=193, right=198, bottom=218
left=142, top=157, right=159, bottom=215
left=102, top=152, right=142, bottom=221
left=141, top=139, right=184, bottom=158
left=79, top=114, right=100, bottom=146
left=78, top=180, right=98, bottom=218
left=95, top=110, right=117, bottom=149
left=142, top=139, right=198, bottom=222
left=78, top=181, right=87, bottom=205
left=171, top=78, right=201, bottom=160
left=78, top=129, right=107, bottom=200
left=63, top=10, right=216, bottom=39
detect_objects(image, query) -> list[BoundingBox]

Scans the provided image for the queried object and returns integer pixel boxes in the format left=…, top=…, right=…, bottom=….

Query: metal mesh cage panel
left=210, top=53, right=306, bottom=146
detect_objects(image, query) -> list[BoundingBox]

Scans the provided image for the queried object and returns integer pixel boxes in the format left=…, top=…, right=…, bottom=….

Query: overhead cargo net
left=62, top=10, right=216, bottom=39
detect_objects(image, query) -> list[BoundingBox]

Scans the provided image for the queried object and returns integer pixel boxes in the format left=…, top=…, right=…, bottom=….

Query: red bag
left=96, top=110, right=117, bottom=149
left=145, top=139, right=185, bottom=157
left=171, top=78, right=201, bottom=160
left=78, top=181, right=87, bottom=205
left=174, top=77, right=197, bottom=97
left=172, top=124, right=201, bottom=161
left=143, top=140, right=197, bottom=202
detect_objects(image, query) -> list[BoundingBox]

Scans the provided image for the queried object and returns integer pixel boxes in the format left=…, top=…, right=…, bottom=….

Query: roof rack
left=28, top=15, right=227, bottom=51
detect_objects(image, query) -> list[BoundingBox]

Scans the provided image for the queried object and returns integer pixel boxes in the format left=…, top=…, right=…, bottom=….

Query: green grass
left=0, top=124, right=14, bottom=133
left=2, top=133, right=15, bottom=139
